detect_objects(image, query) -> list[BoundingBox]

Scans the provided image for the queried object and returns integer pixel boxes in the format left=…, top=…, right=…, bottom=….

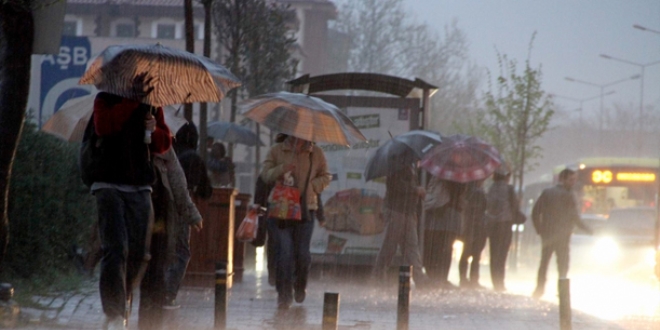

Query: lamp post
left=564, top=74, right=641, bottom=153
left=599, top=54, right=660, bottom=155
left=634, top=24, right=660, bottom=35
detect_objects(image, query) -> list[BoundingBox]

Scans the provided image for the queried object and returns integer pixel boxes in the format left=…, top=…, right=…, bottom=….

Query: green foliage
left=213, top=0, right=298, bottom=98
left=479, top=33, right=555, bottom=192
left=3, top=121, right=96, bottom=280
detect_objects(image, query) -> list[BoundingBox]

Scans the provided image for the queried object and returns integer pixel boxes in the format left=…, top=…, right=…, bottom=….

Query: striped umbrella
left=41, top=94, right=188, bottom=142
left=420, top=134, right=502, bottom=183
left=239, top=92, right=367, bottom=146
left=79, top=44, right=241, bottom=107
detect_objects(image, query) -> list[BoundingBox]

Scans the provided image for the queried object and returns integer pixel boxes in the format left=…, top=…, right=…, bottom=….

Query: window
left=62, top=21, right=78, bottom=36
left=156, top=24, right=176, bottom=39
left=116, top=23, right=135, bottom=38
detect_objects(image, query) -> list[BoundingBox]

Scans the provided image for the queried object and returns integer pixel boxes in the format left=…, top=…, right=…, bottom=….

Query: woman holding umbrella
left=260, top=135, right=330, bottom=309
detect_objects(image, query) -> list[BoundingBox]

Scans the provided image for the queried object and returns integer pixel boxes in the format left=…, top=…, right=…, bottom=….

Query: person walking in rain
left=531, top=168, right=592, bottom=299
left=261, top=135, right=330, bottom=309
left=423, top=176, right=466, bottom=289
left=458, top=179, right=488, bottom=289
left=484, top=166, right=515, bottom=292
left=81, top=78, right=172, bottom=330
left=372, top=158, right=429, bottom=287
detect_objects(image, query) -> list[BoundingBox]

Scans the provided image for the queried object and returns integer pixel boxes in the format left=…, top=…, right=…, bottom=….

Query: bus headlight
left=592, top=237, right=620, bottom=263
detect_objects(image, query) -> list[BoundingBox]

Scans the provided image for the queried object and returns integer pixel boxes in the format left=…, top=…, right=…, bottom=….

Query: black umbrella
left=207, top=121, right=264, bottom=146
left=364, top=130, right=442, bottom=181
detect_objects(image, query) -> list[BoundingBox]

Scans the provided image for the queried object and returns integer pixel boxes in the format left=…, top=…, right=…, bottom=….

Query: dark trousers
left=487, top=222, right=512, bottom=290
left=535, top=235, right=571, bottom=291
left=164, top=223, right=191, bottom=300
left=95, top=189, right=153, bottom=320
left=267, top=216, right=315, bottom=304
left=458, top=227, right=487, bottom=284
left=423, top=230, right=458, bottom=285
left=138, top=229, right=167, bottom=330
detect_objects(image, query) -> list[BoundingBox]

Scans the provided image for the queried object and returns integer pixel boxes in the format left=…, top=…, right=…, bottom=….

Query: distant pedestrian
left=531, top=168, right=592, bottom=299
left=458, top=179, right=488, bottom=289
left=484, top=166, right=515, bottom=292
left=207, top=142, right=235, bottom=187
left=261, top=136, right=330, bottom=309
left=372, top=159, right=429, bottom=288
left=423, top=177, right=466, bottom=289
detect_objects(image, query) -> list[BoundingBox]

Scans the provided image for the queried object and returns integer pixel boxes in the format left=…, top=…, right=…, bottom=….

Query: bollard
left=558, top=278, right=572, bottom=330
left=215, top=262, right=229, bottom=329
left=397, top=265, right=412, bottom=330
left=322, top=292, right=340, bottom=330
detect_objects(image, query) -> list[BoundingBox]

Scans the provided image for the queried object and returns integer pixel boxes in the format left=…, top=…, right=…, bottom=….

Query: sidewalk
left=16, top=268, right=644, bottom=330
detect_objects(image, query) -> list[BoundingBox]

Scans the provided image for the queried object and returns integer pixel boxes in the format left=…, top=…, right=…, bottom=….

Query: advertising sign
left=39, top=36, right=93, bottom=127
left=310, top=106, right=411, bottom=263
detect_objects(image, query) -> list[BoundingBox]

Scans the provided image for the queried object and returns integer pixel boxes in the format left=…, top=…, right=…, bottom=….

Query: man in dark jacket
left=531, top=168, right=591, bottom=299
left=85, top=88, right=172, bottom=330
left=372, top=160, right=429, bottom=287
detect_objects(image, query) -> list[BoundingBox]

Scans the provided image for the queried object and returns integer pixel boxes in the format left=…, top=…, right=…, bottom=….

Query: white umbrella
left=41, top=94, right=188, bottom=142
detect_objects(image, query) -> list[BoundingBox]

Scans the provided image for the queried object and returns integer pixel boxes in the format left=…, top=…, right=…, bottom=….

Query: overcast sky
left=403, top=0, right=660, bottom=122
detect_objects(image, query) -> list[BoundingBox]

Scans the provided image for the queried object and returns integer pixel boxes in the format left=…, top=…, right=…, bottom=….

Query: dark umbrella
left=207, top=121, right=264, bottom=146
left=420, top=134, right=502, bottom=183
left=364, top=130, right=442, bottom=181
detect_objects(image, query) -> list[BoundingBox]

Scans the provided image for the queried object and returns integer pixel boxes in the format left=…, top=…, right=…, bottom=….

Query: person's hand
left=145, top=112, right=156, bottom=132
left=132, top=72, right=154, bottom=99
left=416, top=186, right=426, bottom=198
left=192, top=220, right=203, bottom=232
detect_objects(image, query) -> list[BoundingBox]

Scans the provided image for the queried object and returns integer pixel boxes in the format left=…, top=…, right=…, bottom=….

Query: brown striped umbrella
left=79, top=44, right=241, bottom=107
left=239, top=92, right=367, bottom=146
left=41, top=94, right=188, bottom=142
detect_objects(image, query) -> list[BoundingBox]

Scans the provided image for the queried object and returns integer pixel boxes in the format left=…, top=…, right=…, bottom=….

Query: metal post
left=215, top=262, right=228, bottom=329
left=558, top=278, right=572, bottom=330
left=397, top=266, right=412, bottom=330
left=322, top=292, right=340, bottom=330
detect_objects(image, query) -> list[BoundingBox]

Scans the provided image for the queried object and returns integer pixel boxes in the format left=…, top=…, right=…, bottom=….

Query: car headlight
left=592, top=237, right=620, bottom=263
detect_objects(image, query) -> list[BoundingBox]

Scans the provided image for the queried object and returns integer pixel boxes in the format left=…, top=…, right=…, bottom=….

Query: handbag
left=267, top=182, right=303, bottom=221
left=236, top=208, right=259, bottom=242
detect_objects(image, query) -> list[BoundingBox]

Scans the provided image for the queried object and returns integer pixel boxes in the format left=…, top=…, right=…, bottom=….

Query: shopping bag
left=267, top=183, right=302, bottom=221
left=236, top=208, right=259, bottom=242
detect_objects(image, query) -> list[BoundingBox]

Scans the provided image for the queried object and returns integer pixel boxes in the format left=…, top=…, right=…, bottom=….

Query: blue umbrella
left=207, top=121, right=264, bottom=146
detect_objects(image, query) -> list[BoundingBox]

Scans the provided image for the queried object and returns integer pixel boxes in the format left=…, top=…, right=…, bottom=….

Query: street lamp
left=599, top=54, right=660, bottom=155
left=634, top=24, right=660, bottom=35
left=565, top=74, right=641, bottom=153
left=551, top=91, right=616, bottom=125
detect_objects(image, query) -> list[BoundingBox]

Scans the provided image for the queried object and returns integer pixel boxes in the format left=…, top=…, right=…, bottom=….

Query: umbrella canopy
left=207, top=121, right=264, bottom=146
left=364, top=130, right=442, bottom=181
left=239, top=91, right=367, bottom=146
left=41, top=94, right=188, bottom=142
left=79, top=43, right=241, bottom=107
left=420, top=134, right=502, bottom=183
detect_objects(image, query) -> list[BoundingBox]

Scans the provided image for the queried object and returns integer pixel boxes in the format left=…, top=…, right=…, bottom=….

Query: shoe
left=532, top=287, right=544, bottom=299
left=162, top=298, right=181, bottom=310
left=294, top=288, right=306, bottom=303
left=277, top=297, right=292, bottom=310
left=104, top=317, right=126, bottom=330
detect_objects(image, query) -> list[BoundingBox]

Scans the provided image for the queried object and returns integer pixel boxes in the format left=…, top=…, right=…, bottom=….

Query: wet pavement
left=14, top=263, right=657, bottom=330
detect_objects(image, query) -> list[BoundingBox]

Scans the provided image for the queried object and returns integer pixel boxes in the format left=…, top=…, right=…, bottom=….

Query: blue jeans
left=95, top=189, right=152, bottom=319
left=267, top=215, right=315, bottom=303
left=164, top=223, right=191, bottom=300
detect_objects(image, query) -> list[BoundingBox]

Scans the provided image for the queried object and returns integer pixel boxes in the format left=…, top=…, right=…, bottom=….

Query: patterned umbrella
left=207, top=121, right=264, bottom=146
left=79, top=44, right=241, bottom=107
left=420, top=134, right=502, bottom=183
left=364, top=130, right=442, bottom=181
left=239, top=91, right=366, bottom=146
left=41, top=94, right=188, bottom=142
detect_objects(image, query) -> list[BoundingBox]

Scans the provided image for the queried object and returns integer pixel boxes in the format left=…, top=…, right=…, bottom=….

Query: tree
left=213, top=0, right=297, bottom=164
left=480, top=33, right=554, bottom=193
left=0, top=0, right=35, bottom=269
left=330, top=0, right=481, bottom=133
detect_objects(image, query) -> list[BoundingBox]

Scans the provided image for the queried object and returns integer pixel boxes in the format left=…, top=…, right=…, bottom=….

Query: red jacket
left=93, top=95, right=171, bottom=154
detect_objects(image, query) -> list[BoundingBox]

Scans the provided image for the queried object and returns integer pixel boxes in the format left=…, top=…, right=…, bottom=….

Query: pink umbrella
left=420, top=134, right=502, bottom=183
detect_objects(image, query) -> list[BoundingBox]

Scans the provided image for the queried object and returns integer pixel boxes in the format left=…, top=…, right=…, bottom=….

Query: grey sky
left=403, top=0, right=660, bottom=121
